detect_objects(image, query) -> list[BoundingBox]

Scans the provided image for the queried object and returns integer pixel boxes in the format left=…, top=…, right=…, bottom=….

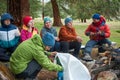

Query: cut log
left=37, top=69, right=57, bottom=80
left=0, top=62, right=15, bottom=80
left=91, top=61, right=115, bottom=74
left=94, top=71, right=118, bottom=80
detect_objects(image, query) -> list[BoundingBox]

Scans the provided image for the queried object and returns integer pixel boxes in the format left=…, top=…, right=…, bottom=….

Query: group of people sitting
left=0, top=13, right=111, bottom=79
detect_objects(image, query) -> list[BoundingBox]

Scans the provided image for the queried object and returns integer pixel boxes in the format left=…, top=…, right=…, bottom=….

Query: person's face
left=45, top=22, right=51, bottom=29
left=4, top=19, right=11, bottom=25
left=66, top=21, right=73, bottom=28
left=45, top=46, right=52, bottom=51
left=27, top=20, right=34, bottom=27
left=93, top=19, right=100, bottom=23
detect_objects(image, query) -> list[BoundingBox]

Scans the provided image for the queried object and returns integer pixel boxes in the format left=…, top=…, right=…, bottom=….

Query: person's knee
left=60, top=41, right=69, bottom=52
left=55, top=42, right=60, bottom=48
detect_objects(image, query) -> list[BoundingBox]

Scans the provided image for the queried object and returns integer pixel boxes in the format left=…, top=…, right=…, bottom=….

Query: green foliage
left=29, top=0, right=42, bottom=18
left=0, top=0, right=119, bottom=21
left=44, top=2, right=53, bottom=17
left=0, top=0, right=7, bottom=15
left=44, top=0, right=68, bottom=18
left=91, top=0, right=120, bottom=20
left=55, top=0, right=120, bottom=20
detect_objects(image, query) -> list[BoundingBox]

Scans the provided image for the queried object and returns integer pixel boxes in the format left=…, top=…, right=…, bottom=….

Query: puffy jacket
left=10, top=34, right=63, bottom=74
left=20, top=25, right=38, bottom=42
left=0, top=13, right=20, bottom=48
left=85, top=24, right=110, bottom=41
left=59, top=26, right=77, bottom=42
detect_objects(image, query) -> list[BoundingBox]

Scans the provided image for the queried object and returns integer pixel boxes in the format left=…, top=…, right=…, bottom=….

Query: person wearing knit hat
left=65, top=17, right=73, bottom=25
left=10, top=34, right=63, bottom=79
left=22, top=16, right=32, bottom=26
left=92, top=13, right=100, bottom=19
left=83, top=13, right=111, bottom=61
left=44, top=17, right=52, bottom=24
left=59, top=17, right=82, bottom=58
left=20, top=16, right=38, bottom=42
left=40, top=17, right=61, bottom=52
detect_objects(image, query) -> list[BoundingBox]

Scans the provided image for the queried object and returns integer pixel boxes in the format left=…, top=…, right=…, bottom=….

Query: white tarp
left=55, top=53, right=91, bottom=80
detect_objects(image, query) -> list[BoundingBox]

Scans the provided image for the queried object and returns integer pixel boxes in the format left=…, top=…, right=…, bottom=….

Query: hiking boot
left=82, top=54, right=93, bottom=61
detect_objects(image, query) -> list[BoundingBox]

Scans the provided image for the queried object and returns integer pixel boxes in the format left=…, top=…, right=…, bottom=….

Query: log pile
left=83, top=47, right=120, bottom=80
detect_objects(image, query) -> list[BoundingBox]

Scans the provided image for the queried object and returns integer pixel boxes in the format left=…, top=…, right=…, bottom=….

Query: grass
left=34, top=20, right=120, bottom=47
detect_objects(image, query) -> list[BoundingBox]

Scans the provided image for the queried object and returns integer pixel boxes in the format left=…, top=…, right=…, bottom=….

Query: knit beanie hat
left=92, top=13, right=100, bottom=19
left=42, top=32, right=55, bottom=47
left=65, top=17, right=72, bottom=25
left=23, top=16, right=32, bottom=26
left=44, top=17, right=51, bottom=24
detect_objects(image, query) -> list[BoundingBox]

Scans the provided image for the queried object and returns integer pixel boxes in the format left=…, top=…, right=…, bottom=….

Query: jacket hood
left=0, top=13, right=14, bottom=26
left=92, top=15, right=106, bottom=27
left=31, top=34, right=45, bottom=48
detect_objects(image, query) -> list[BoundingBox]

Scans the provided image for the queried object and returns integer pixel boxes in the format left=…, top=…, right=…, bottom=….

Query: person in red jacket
left=83, top=13, right=111, bottom=61
left=59, top=17, right=82, bottom=58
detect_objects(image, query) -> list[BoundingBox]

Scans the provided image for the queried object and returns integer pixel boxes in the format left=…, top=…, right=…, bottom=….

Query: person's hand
left=55, top=37, right=60, bottom=41
left=76, top=36, right=82, bottom=42
left=90, top=32, right=95, bottom=36
left=97, top=31, right=105, bottom=36
left=49, top=52, right=57, bottom=62
left=50, top=51, right=57, bottom=57
left=28, top=26, right=32, bottom=32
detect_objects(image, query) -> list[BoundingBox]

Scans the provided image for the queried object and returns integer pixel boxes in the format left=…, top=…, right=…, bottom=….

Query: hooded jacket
left=10, top=34, right=63, bottom=74
left=0, top=13, right=20, bottom=48
left=85, top=16, right=110, bottom=41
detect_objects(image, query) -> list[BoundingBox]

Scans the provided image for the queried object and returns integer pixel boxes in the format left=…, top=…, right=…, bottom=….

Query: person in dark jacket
left=40, top=17, right=60, bottom=52
left=0, top=13, right=20, bottom=61
left=83, top=13, right=111, bottom=61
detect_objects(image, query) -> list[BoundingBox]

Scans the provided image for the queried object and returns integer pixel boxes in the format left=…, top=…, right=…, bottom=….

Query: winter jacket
left=20, top=25, right=38, bottom=42
left=85, top=23, right=110, bottom=41
left=59, top=26, right=77, bottom=42
left=10, top=34, right=63, bottom=74
left=0, top=13, right=20, bottom=48
left=40, top=27, right=57, bottom=37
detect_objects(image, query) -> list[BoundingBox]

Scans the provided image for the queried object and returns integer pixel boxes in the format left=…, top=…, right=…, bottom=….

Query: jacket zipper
left=7, top=28, right=9, bottom=47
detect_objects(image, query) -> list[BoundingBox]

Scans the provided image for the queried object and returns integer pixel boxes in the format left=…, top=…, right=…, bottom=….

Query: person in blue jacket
left=0, top=13, right=20, bottom=61
left=40, top=17, right=61, bottom=52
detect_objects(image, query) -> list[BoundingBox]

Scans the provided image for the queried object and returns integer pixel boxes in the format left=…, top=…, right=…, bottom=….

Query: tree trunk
left=42, top=0, right=44, bottom=20
left=7, top=0, right=30, bottom=28
left=84, top=19, right=86, bottom=23
left=51, top=0, right=63, bottom=27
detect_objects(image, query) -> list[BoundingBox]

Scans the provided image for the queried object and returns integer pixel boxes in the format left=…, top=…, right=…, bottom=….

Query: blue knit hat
left=44, top=17, right=52, bottom=24
left=92, top=13, right=100, bottom=19
left=64, top=17, right=72, bottom=25
left=42, top=32, right=55, bottom=47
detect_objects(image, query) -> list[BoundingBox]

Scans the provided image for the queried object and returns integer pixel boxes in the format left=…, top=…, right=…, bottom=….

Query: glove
left=85, top=32, right=90, bottom=36
left=57, top=71, right=63, bottom=80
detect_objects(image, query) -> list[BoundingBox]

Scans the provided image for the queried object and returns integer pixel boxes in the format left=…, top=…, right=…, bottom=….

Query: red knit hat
left=23, top=16, right=32, bottom=26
